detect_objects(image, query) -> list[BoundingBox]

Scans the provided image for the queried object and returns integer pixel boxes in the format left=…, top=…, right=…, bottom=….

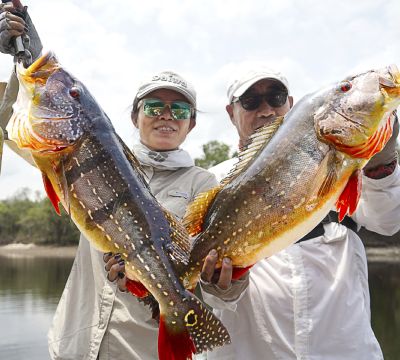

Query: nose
left=159, top=104, right=174, bottom=121
left=256, top=99, right=275, bottom=118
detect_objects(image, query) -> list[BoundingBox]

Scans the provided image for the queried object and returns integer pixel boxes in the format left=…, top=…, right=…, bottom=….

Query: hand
left=201, top=249, right=233, bottom=290
left=0, top=1, right=42, bottom=61
left=103, top=252, right=127, bottom=292
left=0, top=3, right=25, bottom=55
left=364, top=111, right=399, bottom=172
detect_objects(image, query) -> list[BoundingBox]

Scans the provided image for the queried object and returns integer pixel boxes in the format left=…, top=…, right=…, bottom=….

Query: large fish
left=181, top=65, right=400, bottom=289
left=6, top=52, right=230, bottom=360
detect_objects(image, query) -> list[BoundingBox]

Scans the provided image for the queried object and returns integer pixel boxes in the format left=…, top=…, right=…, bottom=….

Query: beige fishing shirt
left=201, top=158, right=400, bottom=360
left=47, top=163, right=217, bottom=360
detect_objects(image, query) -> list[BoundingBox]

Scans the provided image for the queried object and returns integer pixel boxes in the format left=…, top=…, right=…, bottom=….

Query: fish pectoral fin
left=182, top=186, right=222, bottom=237
left=42, top=173, right=61, bottom=215
left=335, top=169, right=362, bottom=221
left=309, top=150, right=338, bottom=199
left=221, top=116, right=284, bottom=187
left=125, top=278, right=149, bottom=298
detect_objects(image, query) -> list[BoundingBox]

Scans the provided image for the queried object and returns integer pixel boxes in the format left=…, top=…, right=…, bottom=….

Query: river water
left=0, top=255, right=399, bottom=359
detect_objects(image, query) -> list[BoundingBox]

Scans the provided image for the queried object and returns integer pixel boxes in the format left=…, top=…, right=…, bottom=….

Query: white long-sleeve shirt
left=202, top=159, right=400, bottom=360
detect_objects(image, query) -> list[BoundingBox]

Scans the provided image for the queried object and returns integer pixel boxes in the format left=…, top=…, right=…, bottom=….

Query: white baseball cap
left=135, top=70, right=196, bottom=108
left=227, top=65, right=290, bottom=103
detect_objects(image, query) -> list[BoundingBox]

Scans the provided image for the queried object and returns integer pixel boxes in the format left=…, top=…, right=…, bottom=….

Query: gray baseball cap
left=227, top=65, right=290, bottom=103
left=135, top=70, right=196, bottom=107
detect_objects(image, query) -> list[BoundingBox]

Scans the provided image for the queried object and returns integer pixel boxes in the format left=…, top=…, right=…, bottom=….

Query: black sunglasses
left=234, top=89, right=288, bottom=111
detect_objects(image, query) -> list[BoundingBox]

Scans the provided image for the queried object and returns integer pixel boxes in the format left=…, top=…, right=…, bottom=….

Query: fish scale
left=6, top=51, right=230, bottom=360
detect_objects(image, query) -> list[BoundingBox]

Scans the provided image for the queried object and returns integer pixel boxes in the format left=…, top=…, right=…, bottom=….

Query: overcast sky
left=0, top=0, right=399, bottom=199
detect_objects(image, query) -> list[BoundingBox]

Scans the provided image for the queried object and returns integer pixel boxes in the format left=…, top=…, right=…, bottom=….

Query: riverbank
left=0, top=243, right=77, bottom=258
left=0, top=243, right=400, bottom=262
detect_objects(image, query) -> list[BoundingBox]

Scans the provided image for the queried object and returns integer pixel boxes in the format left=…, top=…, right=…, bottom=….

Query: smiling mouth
left=155, top=126, right=176, bottom=132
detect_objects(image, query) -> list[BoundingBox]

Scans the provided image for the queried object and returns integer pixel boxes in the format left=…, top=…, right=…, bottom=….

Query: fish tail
left=158, top=293, right=230, bottom=360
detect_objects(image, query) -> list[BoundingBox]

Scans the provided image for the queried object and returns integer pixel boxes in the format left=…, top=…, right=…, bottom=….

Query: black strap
left=296, top=211, right=358, bottom=243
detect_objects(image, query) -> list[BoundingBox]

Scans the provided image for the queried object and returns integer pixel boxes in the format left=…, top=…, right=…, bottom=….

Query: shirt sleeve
left=199, top=273, right=249, bottom=311
left=352, top=164, right=400, bottom=235
left=1, top=69, right=36, bottom=167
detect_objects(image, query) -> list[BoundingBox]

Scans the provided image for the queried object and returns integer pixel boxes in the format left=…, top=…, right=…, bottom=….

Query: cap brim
left=232, top=75, right=289, bottom=100
left=137, top=84, right=196, bottom=107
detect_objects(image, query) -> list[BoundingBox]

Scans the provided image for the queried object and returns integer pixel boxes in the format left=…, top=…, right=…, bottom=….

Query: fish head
left=314, top=64, right=400, bottom=159
left=8, top=52, right=100, bottom=154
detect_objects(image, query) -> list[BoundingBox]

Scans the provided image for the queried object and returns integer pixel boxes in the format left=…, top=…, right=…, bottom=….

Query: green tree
left=0, top=189, right=80, bottom=246
left=195, top=140, right=233, bottom=169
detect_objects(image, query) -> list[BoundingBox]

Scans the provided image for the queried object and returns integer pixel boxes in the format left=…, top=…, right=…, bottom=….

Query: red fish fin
left=125, top=279, right=149, bottom=298
left=232, top=265, right=253, bottom=280
left=183, top=186, right=222, bottom=236
left=159, top=315, right=196, bottom=360
left=42, top=173, right=61, bottom=215
left=335, top=169, right=362, bottom=221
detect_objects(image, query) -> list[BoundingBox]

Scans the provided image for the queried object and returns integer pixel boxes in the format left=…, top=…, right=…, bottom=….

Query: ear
left=288, top=96, right=294, bottom=109
left=226, top=104, right=235, bottom=125
left=187, top=119, right=196, bottom=133
left=131, top=114, right=139, bottom=128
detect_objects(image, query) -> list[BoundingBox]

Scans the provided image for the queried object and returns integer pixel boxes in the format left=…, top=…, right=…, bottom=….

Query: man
left=200, top=65, right=400, bottom=360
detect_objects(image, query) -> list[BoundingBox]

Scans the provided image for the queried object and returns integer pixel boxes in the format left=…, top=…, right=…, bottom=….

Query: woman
left=0, top=8, right=218, bottom=359
left=1, top=6, right=217, bottom=359
left=46, top=71, right=218, bottom=360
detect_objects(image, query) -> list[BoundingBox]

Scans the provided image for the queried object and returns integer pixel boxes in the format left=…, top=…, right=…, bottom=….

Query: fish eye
left=69, top=87, right=81, bottom=99
left=339, top=81, right=352, bottom=92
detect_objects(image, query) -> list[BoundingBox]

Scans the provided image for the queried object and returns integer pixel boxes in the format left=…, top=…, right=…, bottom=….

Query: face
left=226, top=79, right=293, bottom=148
left=133, top=89, right=195, bottom=151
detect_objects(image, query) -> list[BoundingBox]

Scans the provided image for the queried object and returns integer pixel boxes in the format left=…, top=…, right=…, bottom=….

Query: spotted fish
left=6, top=52, right=230, bottom=360
left=181, top=65, right=400, bottom=290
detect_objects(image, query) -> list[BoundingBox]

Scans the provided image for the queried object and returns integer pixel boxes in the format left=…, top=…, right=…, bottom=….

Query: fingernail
left=117, top=271, right=125, bottom=279
left=209, top=249, right=217, bottom=256
left=223, top=258, right=231, bottom=264
left=118, top=260, right=125, bottom=266
left=114, top=254, right=121, bottom=260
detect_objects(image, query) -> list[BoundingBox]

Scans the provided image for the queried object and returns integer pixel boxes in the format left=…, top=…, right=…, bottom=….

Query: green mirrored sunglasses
left=141, top=98, right=193, bottom=120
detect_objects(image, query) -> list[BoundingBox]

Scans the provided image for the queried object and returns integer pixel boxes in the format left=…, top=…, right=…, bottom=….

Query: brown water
left=0, top=256, right=399, bottom=359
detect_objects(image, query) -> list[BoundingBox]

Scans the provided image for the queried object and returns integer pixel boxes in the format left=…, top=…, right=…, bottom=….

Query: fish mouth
left=17, top=51, right=60, bottom=87
left=379, top=64, right=400, bottom=95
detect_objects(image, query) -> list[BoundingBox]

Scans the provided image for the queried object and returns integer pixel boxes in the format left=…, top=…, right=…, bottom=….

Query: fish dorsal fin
left=163, top=210, right=192, bottom=265
left=183, top=185, right=222, bottom=237
left=220, top=116, right=284, bottom=187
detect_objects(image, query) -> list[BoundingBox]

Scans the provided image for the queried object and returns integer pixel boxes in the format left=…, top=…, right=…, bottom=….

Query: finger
left=5, top=12, right=26, bottom=26
left=105, top=253, right=121, bottom=271
left=116, top=265, right=127, bottom=292
left=108, top=260, right=125, bottom=282
left=217, top=258, right=233, bottom=290
left=200, top=249, right=218, bottom=283
left=103, top=251, right=113, bottom=263
left=7, top=19, right=25, bottom=33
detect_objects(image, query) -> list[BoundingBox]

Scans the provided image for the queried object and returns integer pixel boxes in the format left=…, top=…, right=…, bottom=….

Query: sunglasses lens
left=266, top=91, right=288, bottom=108
left=170, top=101, right=192, bottom=120
left=142, top=99, right=192, bottom=120
left=239, top=96, right=261, bottom=111
left=143, top=99, right=165, bottom=117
